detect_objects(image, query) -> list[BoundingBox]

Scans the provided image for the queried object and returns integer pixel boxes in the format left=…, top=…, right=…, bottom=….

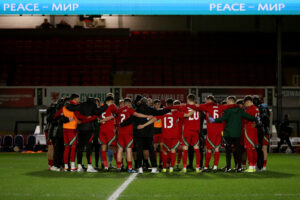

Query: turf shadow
left=25, top=170, right=131, bottom=179
left=210, top=170, right=295, bottom=179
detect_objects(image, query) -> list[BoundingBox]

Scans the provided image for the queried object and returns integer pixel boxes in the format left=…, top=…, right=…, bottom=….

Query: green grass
left=0, top=153, right=300, bottom=200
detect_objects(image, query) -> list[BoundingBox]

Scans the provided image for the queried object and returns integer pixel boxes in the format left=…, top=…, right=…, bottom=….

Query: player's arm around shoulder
left=183, top=109, right=194, bottom=118
left=137, top=117, right=158, bottom=130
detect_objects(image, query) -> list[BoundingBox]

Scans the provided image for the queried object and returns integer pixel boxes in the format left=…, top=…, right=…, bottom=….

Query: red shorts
left=117, top=133, right=133, bottom=149
left=244, top=127, right=258, bottom=149
left=163, top=138, right=180, bottom=151
left=262, top=135, right=270, bottom=146
left=63, top=129, right=77, bottom=147
left=205, top=133, right=222, bottom=149
left=45, top=132, right=52, bottom=145
left=99, top=128, right=116, bottom=146
left=182, top=130, right=199, bottom=147
left=154, top=134, right=163, bottom=144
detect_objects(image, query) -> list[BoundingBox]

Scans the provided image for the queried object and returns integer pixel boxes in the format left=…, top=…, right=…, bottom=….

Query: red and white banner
left=0, top=88, right=35, bottom=108
left=122, top=88, right=188, bottom=104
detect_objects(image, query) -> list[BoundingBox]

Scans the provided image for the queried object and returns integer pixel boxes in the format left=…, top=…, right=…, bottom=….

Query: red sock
left=205, top=151, right=211, bottom=168
left=64, top=146, right=70, bottom=164
left=170, top=152, right=176, bottom=168
left=70, top=146, right=76, bottom=163
left=195, top=149, right=201, bottom=168
left=247, top=148, right=253, bottom=166
left=89, top=155, right=92, bottom=164
left=162, top=153, right=168, bottom=168
left=117, top=161, right=122, bottom=169
left=253, top=149, right=257, bottom=166
left=101, top=151, right=107, bottom=168
left=127, top=161, right=132, bottom=170
left=263, top=160, right=267, bottom=167
left=214, top=151, right=220, bottom=167
left=48, top=159, right=54, bottom=166
left=242, top=160, right=246, bottom=166
left=183, top=150, right=188, bottom=168
left=177, top=149, right=182, bottom=164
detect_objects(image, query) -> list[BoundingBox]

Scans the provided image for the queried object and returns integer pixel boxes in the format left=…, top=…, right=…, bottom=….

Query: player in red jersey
left=99, top=95, right=118, bottom=171
left=115, top=98, right=152, bottom=173
left=243, top=95, right=260, bottom=173
left=173, top=100, right=184, bottom=169
left=187, top=95, right=238, bottom=172
left=137, top=99, right=194, bottom=173
left=181, top=94, right=203, bottom=173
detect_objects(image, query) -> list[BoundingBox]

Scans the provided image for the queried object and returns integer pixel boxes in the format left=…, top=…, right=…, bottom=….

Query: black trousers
left=224, top=137, right=241, bottom=169
left=53, top=134, right=64, bottom=168
left=256, top=132, right=264, bottom=169
left=77, top=130, right=94, bottom=165
left=135, top=136, right=157, bottom=169
left=93, top=137, right=100, bottom=168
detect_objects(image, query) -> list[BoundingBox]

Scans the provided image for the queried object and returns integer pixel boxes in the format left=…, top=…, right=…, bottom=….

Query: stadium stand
left=14, top=135, right=25, bottom=150
left=0, top=30, right=276, bottom=86
left=3, top=135, right=14, bottom=152
left=26, top=135, right=36, bottom=151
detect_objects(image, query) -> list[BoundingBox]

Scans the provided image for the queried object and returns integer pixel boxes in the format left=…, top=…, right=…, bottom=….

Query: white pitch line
left=107, top=173, right=138, bottom=200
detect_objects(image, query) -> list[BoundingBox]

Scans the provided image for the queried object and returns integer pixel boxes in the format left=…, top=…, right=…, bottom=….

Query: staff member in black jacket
left=77, top=97, right=100, bottom=172
left=65, top=96, right=108, bottom=172
left=133, top=95, right=171, bottom=174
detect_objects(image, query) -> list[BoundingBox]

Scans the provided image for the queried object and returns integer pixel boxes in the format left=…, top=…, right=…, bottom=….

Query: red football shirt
left=183, top=104, right=202, bottom=132
left=244, top=105, right=259, bottom=128
left=100, top=104, right=117, bottom=130
left=116, top=106, right=135, bottom=135
left=157, top=111, right=184, bottom=139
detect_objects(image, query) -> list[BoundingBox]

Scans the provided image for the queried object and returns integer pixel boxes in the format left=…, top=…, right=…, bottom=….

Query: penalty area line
left=107, top=173, right=138, bottom=200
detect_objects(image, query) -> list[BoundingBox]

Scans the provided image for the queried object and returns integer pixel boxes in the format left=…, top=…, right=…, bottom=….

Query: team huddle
left=45, top=92, right=270, bottom=174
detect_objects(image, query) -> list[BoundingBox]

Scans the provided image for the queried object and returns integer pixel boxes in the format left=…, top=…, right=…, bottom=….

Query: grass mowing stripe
left=107, top=173, right=138, bottom=200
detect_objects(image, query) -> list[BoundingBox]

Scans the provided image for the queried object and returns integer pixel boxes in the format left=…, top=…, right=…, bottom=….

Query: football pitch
left=0, top=153, right=300, bottom=200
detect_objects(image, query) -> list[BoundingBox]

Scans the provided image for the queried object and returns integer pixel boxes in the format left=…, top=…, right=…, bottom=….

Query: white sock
left=71, top=162, right=75, bottom=169
left=78, top=164, right=82, bottom=169
left=88, top=164, right=93, bottom=169
left=213, top=165, right=217, bottom=170
left=169, top=167, right=173, bottom=170
left=64, top=164, right=68, bottom=169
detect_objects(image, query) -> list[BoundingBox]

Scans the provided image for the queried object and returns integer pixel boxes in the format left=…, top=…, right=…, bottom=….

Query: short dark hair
left=166, top=98, right=174, bottom=106
left=124, top=97, right=132, bottom=104
left=135, top=94, right=143, bottom=103
left=206, top=95, right=215, bottom=102
left=236, top=99, right=244, bottom=105
left=86, top=97, right=94, bottom=103
left=244, top=95, right=253, bottom=103
left=227, top=96, right=236, bottom=103
left=174, top=100, right=181, bottom=105
left=187, top=94, right=196, bottom=102
left=253, top=95, right=261, bottom=106
left=153, top=99, right=161, bottom=104
left=105, top=95, right=114, bottom=102
left=70, top=93, right=79, bottom=100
